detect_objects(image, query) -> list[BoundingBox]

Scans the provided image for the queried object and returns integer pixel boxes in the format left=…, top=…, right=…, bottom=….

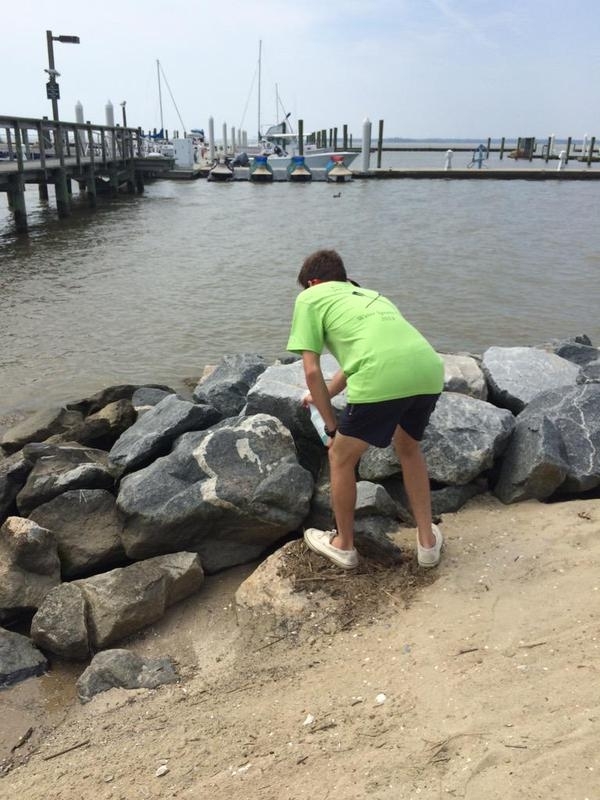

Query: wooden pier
left=0, top=115, right=174, bottom=232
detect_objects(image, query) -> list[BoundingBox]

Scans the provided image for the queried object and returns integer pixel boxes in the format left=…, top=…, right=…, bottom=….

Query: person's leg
left=328, top=432, right=369, bottom=551
left=392, top=425, right=435, bottom=548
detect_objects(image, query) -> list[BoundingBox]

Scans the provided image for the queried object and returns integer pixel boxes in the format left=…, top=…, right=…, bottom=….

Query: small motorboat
left=249, top=155, right=273, bottom=182
left=207, top=155, right=234, bottom=182
left=325, top=155, right=353, bottom=182
left=287, top=155, right=312, bottom=182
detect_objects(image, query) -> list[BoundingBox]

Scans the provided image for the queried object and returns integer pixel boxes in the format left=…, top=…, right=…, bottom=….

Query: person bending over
left=286, top=248, right=444, bottom=570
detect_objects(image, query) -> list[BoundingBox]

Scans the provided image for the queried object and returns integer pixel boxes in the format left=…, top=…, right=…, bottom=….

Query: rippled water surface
left=1, top=151, right=599, bottom=414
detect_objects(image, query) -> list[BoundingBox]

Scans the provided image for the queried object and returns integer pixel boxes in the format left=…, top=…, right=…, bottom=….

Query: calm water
left=1, top=149, right=599, bottom=416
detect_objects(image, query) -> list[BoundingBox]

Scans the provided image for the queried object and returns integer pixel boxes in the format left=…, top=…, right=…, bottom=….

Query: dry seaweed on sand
left=277, top=539, right=438, bottom=626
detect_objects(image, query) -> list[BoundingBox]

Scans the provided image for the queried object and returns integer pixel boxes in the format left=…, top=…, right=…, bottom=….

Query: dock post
left=376, top=120, right=384, bottom=168
left=499, top=137, right=505, bottom=160
left=136, top=171, right=145, bottom=194
left=343, top=124, right=348, bottom=149
left=350, top=134, right=353, bottom=148
left=298, top=119, right=304, bottom=156
left=322, top=129, right=327, bottom=148
left=444, top=149, right=453, bottom=170
left=54, top=169, right=71, bottom=218
left=231, top=126, right=236, bottom=154
left=361, top=118, right=372, bottom=172
left=557, top=150, right=566, bottom=171
left=7, top=175, right=28, bottom=233
left=208, top=117, right=215, bottom=162
left=565, top=136, right=572, bottom=163
left=545, top=135, right=551, bottom=163
left=38, top=183, right=49, bottom=201
left=108, top=166, right=119, bottom=196
left=333, top=127, right=338, bottom=151
left=222, top=123, right=228, bottom=155
left=587, top=136, right=596, bottom=167
left=486, top=137, right=491, bottom=158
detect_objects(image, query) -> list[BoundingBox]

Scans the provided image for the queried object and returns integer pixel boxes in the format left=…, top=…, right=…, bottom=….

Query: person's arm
left=302, top=351, right=338, bottom=433
left=328, top=369, right=347, bottom=398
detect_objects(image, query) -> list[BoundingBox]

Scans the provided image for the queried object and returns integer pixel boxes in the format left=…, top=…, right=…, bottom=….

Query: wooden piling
left=565, top=136, right=572, bottom=164
left=39, top=183, right=49, bottom=201
left=333, top=127, right=338, bottom=152
left=8, top=174, right=28, bottom=233
left=343, top=124, right=348, bottom=150
left=486, top=137, right=491, bottom=158
left=499, top=137, right=505, bottom=159
left=587, top=136, right=596, bottom=166
left=298, top=119, right=304, bottom=156
left=54, top=169, right=71, bottom=218
left=545, top=135, right=551, bottom=163
left=377, top=120, right=384, bottom=168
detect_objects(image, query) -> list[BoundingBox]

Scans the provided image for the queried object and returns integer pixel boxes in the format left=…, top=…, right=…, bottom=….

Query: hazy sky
left=3, top=0, right=599, bottom=140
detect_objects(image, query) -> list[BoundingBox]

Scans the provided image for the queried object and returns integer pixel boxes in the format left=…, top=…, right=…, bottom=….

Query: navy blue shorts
left=338, top=394, right=440, bottom=448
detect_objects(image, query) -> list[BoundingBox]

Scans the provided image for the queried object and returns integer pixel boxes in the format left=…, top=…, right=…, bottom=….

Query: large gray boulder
left=192, top=353, right=268, bottom=417
left=1, top=407, right=83, bottom=455
left=30, top=582, right=90, bottom=660
left=359, top=393, right=515, bottom=486
left=131, top=387, right=175, bottom=416
left=66, top=383, right=175, bottom=417
left=0, top=517, right=61, bottom=623
left=441, top=353, right=487, bottom=400
left=28, top=489, right=126, bottom=578
left=76, top=649, right=178, bottom=703
left=494, top=383, right=600, bottom=503
left=481, top=346, right=581, bottom=413
left=244, top=356, right=346, bottom=444
left=0, top=450, right=32, bottom=524
left=75, top=399, right=137, bottom=450
left=117, top=414, right=314, bottom=571
left=31, top=552, right=204, bottom=656
left=78, top=552, right=204, bottom=649
left=17, top=442, right=120, bottom=516
left=545, top=336, right=598, bottom=366
left=0, top=627, right=48, bottom=688
left=109, top=394, right=221, bottom=473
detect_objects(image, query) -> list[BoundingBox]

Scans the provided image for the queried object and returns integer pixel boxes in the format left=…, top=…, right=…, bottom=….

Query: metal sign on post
left=46, top=81, right=60, bottom=100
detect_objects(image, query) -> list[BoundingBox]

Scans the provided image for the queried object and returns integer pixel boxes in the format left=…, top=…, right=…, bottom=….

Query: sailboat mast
left=157, top=59, right=164, bottom=132
left=257, top=40, right=262, bottom=141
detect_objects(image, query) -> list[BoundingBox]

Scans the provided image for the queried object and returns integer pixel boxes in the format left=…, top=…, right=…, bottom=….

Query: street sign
left=46, top=81, right=60, bottom=100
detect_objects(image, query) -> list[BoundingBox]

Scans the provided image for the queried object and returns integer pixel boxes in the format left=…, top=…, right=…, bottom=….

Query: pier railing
left=0, top=115, right=143, bottom=170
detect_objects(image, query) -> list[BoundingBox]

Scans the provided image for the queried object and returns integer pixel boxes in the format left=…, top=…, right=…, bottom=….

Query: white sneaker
left=304, top=528, right=358, bottom=570
left=417, top=524, right=443, bottom=568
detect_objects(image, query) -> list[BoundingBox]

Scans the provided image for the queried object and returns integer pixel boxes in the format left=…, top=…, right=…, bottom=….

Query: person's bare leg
left=328, top=433, right=369, bottom=551
left=392, top=426, right=435, bottom=548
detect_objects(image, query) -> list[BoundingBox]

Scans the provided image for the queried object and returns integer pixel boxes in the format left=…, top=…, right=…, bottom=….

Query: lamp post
left=120, top=101, right=127, bottom=128
left=45, top=30, right=79, bottom=218
left=45, top=30, right=80, bottom=122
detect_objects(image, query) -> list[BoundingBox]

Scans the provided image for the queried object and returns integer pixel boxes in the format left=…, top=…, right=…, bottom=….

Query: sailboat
left=240, top=42, right=358, bottom=171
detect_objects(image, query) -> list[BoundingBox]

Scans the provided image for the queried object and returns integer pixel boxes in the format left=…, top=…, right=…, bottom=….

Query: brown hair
left=297, top=249, right=348, bottom=288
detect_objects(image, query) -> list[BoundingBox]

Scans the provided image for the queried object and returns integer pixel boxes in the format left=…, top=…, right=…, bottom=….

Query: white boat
left=235, top=42, right=358, bottom=172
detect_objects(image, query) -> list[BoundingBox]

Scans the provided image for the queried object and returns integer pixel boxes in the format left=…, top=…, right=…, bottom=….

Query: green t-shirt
left=287, top=281, right=444, bottom=403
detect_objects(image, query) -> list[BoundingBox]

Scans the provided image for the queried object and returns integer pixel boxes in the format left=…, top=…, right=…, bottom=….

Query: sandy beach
left=1, top=493, right=598, bottom=800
